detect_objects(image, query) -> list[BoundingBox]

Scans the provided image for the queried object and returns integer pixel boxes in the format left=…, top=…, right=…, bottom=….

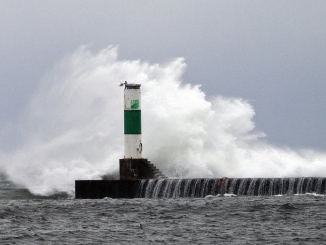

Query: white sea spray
left=1, top=45, right=326, bottom=195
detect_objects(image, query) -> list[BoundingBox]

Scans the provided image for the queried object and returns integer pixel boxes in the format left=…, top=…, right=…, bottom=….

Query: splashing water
left=137, top=177, right=326, bottom=198
left=1, top=45, right=326, bottom=196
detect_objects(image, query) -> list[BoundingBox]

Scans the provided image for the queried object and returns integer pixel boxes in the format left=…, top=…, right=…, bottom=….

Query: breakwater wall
left=75, top=177, right=326, bottom=199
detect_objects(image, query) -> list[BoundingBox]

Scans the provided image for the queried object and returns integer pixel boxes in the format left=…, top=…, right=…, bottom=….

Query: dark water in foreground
left=1, top=194, right=326, bottom=244
left=1, top=175, right=326, bottom=244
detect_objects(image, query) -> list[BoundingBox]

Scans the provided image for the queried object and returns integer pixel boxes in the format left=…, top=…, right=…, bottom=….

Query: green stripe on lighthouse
left=124, top=110, right=141, bottom=134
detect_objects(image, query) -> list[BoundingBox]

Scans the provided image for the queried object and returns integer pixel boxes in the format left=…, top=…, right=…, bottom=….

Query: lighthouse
left=119, top=82, right=165, bottom=180
left=123, top=83, right=142, bottom=159
left=75, top=82, right=165, bottom=198
left=120, top=82, right=146, bottom=180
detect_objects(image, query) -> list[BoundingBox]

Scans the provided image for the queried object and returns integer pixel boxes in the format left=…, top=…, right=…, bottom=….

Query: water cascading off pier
left=138, top=177, right=326, bottom=197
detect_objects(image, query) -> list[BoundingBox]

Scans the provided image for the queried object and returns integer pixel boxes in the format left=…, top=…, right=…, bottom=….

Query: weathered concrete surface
left=119, top=158, right=165, bottom=180
left=75, top=180, right=140, bottom=199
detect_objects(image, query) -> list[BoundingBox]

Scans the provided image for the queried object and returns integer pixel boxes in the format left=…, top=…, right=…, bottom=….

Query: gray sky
left=1, top=1, right=326, bottom=151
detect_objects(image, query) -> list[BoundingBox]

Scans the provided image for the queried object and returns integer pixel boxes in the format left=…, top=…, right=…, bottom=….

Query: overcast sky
left=1, top=1, right=326, bottom=151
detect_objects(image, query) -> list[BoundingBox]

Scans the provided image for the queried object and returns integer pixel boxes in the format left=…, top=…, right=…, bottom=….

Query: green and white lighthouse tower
left=119, top=82, right=165, bottom=180
left=124, top=83, right=142, bottom=159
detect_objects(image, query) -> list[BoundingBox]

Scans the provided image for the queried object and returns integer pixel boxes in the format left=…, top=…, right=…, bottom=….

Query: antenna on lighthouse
left=119, top=81, right=128, bottom=87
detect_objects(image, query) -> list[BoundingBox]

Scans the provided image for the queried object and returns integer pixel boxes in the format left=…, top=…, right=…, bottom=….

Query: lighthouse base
left=119, top=158, right=165, bottom=180
left=75, top=158, right=166, bottom=198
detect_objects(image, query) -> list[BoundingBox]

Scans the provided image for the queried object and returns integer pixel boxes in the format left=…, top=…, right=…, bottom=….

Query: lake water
left=1, top=178, right=325, bottom=245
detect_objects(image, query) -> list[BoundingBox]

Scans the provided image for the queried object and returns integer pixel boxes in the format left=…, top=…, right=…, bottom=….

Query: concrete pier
left=75, top=177, right=326, bottom=199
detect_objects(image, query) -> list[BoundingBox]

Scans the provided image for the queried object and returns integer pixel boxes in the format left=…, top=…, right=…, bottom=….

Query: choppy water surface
left=0, top=194, right=326, bottom=244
